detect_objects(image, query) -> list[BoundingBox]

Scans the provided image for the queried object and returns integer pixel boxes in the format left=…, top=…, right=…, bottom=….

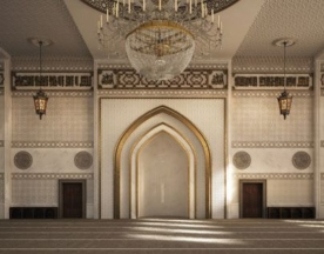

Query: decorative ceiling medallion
left=233, top=151, right=251, bottom=170
left=292, top=151, right=311, bottom=170
left=273, top=38, right=297, bottom=47
left=74, top=151, right=93, bottom=170
left=14, top=151, right=33, bottom=170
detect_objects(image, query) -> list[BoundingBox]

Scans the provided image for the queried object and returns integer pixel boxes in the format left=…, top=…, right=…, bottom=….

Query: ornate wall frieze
left=233, top=90, right=313, bottom=98
left=12, top=72, right=93, bottom=90
left=232, top=141, right=314, bottom=148
left=98, top=89, right=227, bottom=97
left=234, top=173, right=313, bottom=180
left=12, top=91, right=93, bottom=98
left=12, top=173, right=93, bottom=180
left=234, top=74, right=312, bottom=89
left=98, top=67, right=227, bottom=90
left=12, top=141, right=94, bottom=148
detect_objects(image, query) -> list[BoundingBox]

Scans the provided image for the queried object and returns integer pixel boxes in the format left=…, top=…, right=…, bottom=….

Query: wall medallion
left=74, top=151, right=93, bottom=170
left=14, top=151, right=33, bottom=170
left=233, top=151, right=251, bottom=169
left=292, top=151, right=311, bottom=170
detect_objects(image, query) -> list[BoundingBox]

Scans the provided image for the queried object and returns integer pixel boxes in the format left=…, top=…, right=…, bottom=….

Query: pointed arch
left=114, top=105, right=211, bottom=218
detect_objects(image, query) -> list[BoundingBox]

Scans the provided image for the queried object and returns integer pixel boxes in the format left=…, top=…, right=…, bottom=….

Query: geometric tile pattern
left=0, top=179, right=3, bottom=203
left=12, top=91, right=93, bottom=97
left=231, top=94, right=313, bottom=142
left=232, top=141, right=314, bottom=148
left=12, top=141, right=94, bottom=148
left=12, top=173, right=93, bottom=180
left=234, top=173, right=313, bottom=180
left=322, top=180, right=324, bottom=204
left=235, top=0, right=324, bottom=58
left=12, top=96, right=93, bottom=142
left=98, top=68, right=227, bottom=89
left=233, top=56, right=313, bottom=74
left=11, top=179, right=58, bottom=206
left=98, top=89, right=227, bottom=97
left=233, top=91, right=313, bottom=98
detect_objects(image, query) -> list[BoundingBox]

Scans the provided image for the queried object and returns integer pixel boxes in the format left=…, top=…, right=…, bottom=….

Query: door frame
left=59, top=180, right=87, bottom=219
left=239, top=180, right=267, bottom=218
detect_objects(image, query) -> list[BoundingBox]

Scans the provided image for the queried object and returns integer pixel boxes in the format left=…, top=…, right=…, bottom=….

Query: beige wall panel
left=11, top=179, right=58, bottom=206
left=231, top=148, right=313, bottom=173
left=0, top=95, right=4, bottom=140
left=11, top=148, right=93, bottom=173
left=138, top=132, right=189, bottom=218
left=232, top=96, right=312, bottom=142
left=0, top=147, right=4, bottom=173
left=12, top=96, right=93, bottom=141
left=0, top=179, right=3, bottom=218
left=267, top=179, right=313, bottom=207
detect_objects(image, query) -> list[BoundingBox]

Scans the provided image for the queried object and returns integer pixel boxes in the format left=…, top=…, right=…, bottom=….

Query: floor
left=0, top=219, right=324, bottom=253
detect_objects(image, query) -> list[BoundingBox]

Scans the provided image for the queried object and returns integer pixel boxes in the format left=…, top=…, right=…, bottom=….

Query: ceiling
left=1, top=0, right=324, bottom=71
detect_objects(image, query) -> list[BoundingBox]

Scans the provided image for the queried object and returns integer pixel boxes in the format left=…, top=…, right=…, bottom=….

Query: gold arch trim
left=114, top=105, right=211, bottom=218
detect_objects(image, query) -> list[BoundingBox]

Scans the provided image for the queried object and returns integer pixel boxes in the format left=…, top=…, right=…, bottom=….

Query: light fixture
left=32, top=40, right=49, bottom=120
left=275, top=38, right=295, bottom=120
left=81, top=0, right=240, bottom=80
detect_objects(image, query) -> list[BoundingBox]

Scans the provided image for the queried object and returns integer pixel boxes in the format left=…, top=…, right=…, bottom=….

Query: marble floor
left=0, top=219, right=324, bottom=253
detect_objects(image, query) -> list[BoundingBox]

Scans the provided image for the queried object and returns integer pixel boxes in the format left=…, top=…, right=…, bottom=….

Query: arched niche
left=114, top=106, right=211, bottom=219
left=131, top=125, right=195, bottom=219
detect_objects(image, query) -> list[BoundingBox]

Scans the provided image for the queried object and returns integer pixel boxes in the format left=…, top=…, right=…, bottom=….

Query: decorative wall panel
left=0, top=179, right=3, bottom=219
left=267, top=180, right=313, bottom=206
left=11, top=149, right=94, bottom=173
left=98, top=67, right=227, bottom=89
left=12, top=94, right=93, bottom=142
left=101, top=98, right=225, bottom=219
left=232, top=92, right=313, bottom=143
left=12, top=179, right=58, bottom=206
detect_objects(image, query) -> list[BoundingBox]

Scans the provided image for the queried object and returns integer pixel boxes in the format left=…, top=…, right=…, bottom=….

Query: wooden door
left=242, top=182, right=263, bottom=218
left=61, top=182, right=84, bottom=218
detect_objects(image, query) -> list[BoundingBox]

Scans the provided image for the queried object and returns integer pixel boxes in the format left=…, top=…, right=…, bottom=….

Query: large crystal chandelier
left=82, top=0, right=239, bottom=80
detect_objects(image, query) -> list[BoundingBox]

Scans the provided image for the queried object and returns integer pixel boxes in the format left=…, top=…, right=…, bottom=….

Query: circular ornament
left=233, top=151, right=251, bottom=170
left=74, top=151, right=93, bottom=170
left=14, top=151, right=33, bottom=170
left=292, top=151, right=311, bottom=170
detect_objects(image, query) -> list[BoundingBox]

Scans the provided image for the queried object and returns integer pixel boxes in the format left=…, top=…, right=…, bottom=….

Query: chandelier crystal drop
left=84, top=0, right=239, bottom=80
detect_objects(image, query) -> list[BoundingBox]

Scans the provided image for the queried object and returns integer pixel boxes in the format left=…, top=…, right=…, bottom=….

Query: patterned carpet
left=0, top=219, right=324, bottom=253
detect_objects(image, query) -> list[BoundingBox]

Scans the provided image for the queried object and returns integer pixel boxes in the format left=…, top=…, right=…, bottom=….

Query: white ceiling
left=1, top=0, right=324, bottom=69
